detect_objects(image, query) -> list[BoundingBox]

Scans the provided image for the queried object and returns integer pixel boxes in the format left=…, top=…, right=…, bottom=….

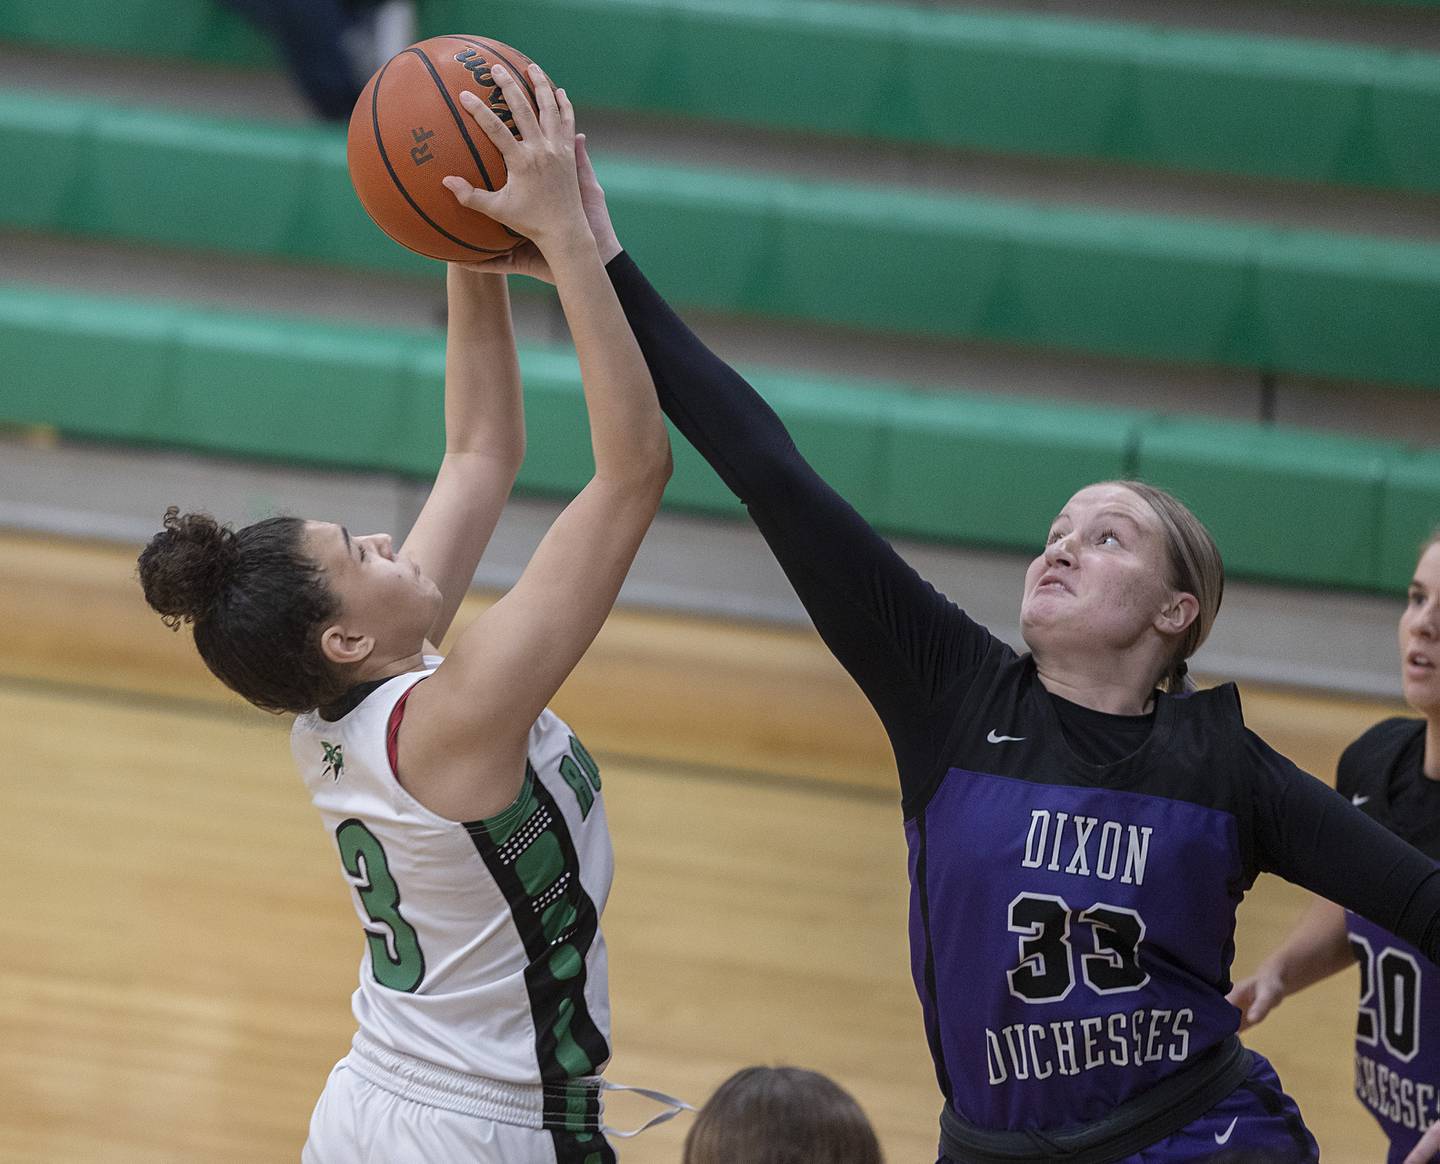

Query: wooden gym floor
left=0, top=529, right=1402, bottom=1161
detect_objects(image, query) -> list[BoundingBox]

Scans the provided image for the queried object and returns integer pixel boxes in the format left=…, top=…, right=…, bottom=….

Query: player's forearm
left=1259, top=898, right=1353, bottom=994
left=546, top=231, right=670, bottom=487
left=442, top=266, right=525, bottom=466
left=603, top=251, right=803, bottom=502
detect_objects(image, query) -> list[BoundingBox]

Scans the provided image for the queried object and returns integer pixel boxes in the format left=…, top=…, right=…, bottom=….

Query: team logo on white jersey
left=321, top=741, right=345, bottom=781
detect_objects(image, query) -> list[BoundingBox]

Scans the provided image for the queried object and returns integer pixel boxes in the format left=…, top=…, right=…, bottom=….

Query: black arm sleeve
left=606, top=251, right=992, bottom=788
left=1250, top=731, right=1440, bottom=965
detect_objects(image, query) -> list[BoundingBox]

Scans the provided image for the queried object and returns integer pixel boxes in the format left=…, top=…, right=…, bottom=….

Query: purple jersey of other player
left=1338, top=718, right=1440, bottom=1163
left=909, top=642, right=1310, bottom=1130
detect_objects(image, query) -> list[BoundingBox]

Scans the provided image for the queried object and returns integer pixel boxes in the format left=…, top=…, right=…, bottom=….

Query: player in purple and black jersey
left=1232, top=530, right=1440, bottom=1164
left=486, top=146, right=1440, bottom=1162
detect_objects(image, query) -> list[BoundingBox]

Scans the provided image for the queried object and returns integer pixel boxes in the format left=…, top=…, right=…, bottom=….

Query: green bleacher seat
left=879, top=393, right=1145, bottom=548
left=0, top=283, right=844, bottom=521
left=85, top=109, right=314, bottom=253
left=0, top=91, right=87, bottom=232
left=3, top=90, right=1439, bottom=392
left=1379, top=450, right=1440, bottom=590
left=429, top=0, right=1440, bottom=193
left=3, top=0, right=1436, bottom=192
left=0, top=0, right=273, bottom=64
left=763, top=376, right=891, bottom=524
left=1251, top=228, right=1440, bottom=389
left=504, top=348, right=603, bottom=497
left=0, top=281, right=1431, bottom=594
left=164, top=314, right=415, bottom=467
left=599, top=161, right=773, bottom=319
left=390, top=342, right=447, bottom=476
left=1134, top=417, right=1401, bottom=589
left=0, top=285, right=173, bottom=440
left=455, top=0, right=1440, bottom=194
left=1130, top=30, right=1383, bottom=187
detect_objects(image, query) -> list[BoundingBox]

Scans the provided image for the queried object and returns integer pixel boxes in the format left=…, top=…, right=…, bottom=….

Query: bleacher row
left=0, top=0, right=1437, bottom=595
left=4, top=282, right=1435, bottom=593
left=4, top=89, right=1438, bottom=391
left=5, top=0, right=1439, bottom=192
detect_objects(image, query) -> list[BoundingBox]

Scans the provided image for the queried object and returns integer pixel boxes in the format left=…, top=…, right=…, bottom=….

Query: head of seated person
left=682, top=1065, right=883, bottom=1164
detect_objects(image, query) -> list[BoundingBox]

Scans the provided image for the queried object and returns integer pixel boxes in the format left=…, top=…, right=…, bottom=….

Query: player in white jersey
left=140, top=65, right=674, bottom=1162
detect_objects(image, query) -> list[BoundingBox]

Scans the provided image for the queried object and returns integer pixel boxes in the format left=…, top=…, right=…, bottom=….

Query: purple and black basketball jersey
left=1338, top=719, right=1440, bottom=1162
left=910, top=645, right=1280, bottom=1130
left=603, top=250, right=1440, bottom=1150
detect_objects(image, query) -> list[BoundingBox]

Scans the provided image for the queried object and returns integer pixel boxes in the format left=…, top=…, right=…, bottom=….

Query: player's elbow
left=652, top=440, right=674, bottom=489
left=608, top=430, right=672, bottom=496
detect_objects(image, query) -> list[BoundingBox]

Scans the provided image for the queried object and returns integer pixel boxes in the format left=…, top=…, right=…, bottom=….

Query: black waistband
left=939, top=1035, right=1252, bottom=1164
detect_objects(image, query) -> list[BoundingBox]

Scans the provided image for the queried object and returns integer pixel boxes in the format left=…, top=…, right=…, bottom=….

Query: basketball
left=346, top=35, right=549, bottom=262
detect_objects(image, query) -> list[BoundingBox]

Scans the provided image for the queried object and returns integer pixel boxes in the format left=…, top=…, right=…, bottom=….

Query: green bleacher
left=459, top=0, right=1440, bottom=194
left=2, top=284, right=1435, bottom=591
left=2, top=90, right=1438, bottom=392
left=3, top=0, right=1437, bottom=192
left=0, top=0, right=1436, bottom=597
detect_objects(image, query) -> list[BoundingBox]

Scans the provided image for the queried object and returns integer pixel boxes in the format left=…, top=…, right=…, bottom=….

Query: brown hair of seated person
left=682, top=1065, right=883, bottom=1164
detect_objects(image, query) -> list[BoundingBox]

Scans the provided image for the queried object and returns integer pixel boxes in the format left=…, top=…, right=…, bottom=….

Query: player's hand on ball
left=1225, top=970, right=1284, bottom=1031
left=453, top=240, right=550, bottom=281
left=443, top=63, right=584, bottom=249
left=454, top=135, right=618, bottom=282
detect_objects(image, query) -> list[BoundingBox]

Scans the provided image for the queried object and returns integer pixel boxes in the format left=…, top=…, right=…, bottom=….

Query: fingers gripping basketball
left=345, top=35, right=550, bottom=262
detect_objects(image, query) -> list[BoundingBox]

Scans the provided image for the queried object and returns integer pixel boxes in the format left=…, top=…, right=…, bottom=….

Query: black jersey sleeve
left=605, top=251, right=994, bottom=790
left=1248, top=730, right=1440, bottom=965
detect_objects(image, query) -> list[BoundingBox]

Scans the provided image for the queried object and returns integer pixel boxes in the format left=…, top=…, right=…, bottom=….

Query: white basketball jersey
left=292, top=659, right=614, bottom=1087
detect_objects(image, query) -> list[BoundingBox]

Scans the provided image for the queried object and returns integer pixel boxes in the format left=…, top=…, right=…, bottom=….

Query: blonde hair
left=1110, top=481, right=1225, bottom=693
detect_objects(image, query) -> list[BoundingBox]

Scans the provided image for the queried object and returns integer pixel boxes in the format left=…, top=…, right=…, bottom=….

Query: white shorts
left=302, top=1040, right=616, bottom=1164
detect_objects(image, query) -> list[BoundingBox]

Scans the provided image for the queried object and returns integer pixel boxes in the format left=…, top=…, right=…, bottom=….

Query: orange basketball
left=346, top=35, right=548, bottom=262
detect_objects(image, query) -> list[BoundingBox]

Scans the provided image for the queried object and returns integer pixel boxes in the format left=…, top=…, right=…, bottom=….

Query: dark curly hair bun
left=138, top=507, right=241, bottom=628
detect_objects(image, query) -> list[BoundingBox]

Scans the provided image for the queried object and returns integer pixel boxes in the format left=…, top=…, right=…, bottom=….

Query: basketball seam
left=367, top=50, right=511, bottom=256
left=447, top=36, right=539, bottom=242
left=412, top=44, right=497, bottom=192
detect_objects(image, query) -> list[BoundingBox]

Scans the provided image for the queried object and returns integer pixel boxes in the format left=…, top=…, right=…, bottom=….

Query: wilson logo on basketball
left=454, top=48, right=492, bottom=84
left=454, top=48, right=518, bottom=135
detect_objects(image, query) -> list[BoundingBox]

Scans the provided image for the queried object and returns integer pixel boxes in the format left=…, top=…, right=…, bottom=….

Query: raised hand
left=443, top=63, right=586, bottom=251
left=454, top=135, right=616, bottom=282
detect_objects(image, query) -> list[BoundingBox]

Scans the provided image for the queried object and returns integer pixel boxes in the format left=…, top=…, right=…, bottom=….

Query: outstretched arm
left=399, top=266, right=525, bottom=647
left=1254, top=738, right=1440, bottom=966
left=1225, top=898, right=1351, bottom=1029
left=595, top=182, right=992, bottom=791
left=403, top=66, right=670, bottom=821
left=474, top=139, right=1000, bottom=807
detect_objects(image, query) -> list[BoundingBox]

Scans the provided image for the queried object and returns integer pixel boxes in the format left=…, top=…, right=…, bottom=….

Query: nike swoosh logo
left=986, top=730, right=1026, bottom=744
left=1214, top=1115, right=1238, bottom=1145
left=1352, top=793, right=1371, bottom=807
